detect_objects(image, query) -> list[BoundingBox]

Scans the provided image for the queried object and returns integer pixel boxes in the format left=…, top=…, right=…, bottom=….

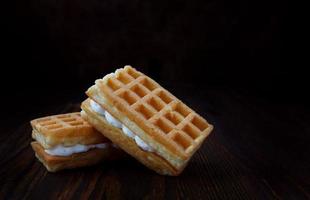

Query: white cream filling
left=90, top=99, right=154, bottom=152
left=134, top=135, right=153, bottom=152
left=105, top=111, right=122, bottom=128
left=90, top=99, right=106, bottom=116
left=45, top=143, right=109, bottom=156
left=122, top=125, right=135, bottom=139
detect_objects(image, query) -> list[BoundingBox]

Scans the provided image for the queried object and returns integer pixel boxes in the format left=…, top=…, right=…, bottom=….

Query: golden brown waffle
left=86, top=65, right=213, bottom=175
left=31, top=112, right=109, bottom=149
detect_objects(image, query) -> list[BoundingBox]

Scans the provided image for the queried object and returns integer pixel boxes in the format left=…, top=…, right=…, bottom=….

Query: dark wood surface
left=0, top=86, right=309, bottom=199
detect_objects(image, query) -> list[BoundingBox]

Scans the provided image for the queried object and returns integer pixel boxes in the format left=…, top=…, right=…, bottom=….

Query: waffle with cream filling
left=83, top=66, right=213, bottom=175
left=30, top=112, right=122, bottom=172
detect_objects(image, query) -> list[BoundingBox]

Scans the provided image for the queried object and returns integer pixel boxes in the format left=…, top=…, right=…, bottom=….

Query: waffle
left=84, top=65, right=213, bottom=175
left=30, top=112, right=123, bottom=172
left=31, top=112, right=109, bottom=149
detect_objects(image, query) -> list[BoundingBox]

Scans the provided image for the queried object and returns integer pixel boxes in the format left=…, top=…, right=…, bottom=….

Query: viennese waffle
left=82, top=66, right=213, bottom=175
left=31, top=112, right=122, bottom=172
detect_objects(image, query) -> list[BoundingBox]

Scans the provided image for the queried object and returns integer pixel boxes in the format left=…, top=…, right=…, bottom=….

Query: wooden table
left=1, top=87, right=309, bottom=199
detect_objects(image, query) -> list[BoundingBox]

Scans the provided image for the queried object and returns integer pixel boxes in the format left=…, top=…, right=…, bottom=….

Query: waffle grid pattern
left=34, top=113, right=88, bottom=131
left=104, top=66, right=210, bottom=154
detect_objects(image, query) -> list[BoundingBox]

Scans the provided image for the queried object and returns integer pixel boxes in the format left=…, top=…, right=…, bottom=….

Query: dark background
left=1, top=0, right=309, bottom=198
left=2, top=0, right=302, bottom=105
left=1, top=0, right=305, bottom=131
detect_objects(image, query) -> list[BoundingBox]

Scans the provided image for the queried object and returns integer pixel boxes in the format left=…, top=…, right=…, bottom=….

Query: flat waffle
left=31, top=141, right=121, bottom=172
left=85, top=65, right=213, bottom=175
left=30, top=112, right=125, bottom=172
left=31, top=112, right=109, bottom=149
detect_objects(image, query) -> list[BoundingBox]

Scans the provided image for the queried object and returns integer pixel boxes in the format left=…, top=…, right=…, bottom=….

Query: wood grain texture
left=0, top=88, right=309, bottom=199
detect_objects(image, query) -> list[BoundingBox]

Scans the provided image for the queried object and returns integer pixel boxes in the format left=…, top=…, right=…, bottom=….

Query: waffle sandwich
left=31, top=112, right=121, bottom=172
left=81, top=66, right=213, bottom=175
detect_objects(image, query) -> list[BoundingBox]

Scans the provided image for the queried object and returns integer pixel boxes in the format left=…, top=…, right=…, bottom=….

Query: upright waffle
left=30, top=112, right=122, bottom=172
left=83, top=66, right=213, bottom=175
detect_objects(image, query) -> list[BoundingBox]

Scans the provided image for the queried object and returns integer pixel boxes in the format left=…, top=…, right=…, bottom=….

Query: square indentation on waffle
left=130, top=84, right=148, bottom=98
left=106, top=79, right=121, bottom=91
left=118, top=91, right=139, bottom=105
left=174, top=102, right=191, bottom=118
left=165, top=112, right=183, bottom=126
left=135, top=104, right=155, bottom=120
left=126, top=66, right=142, bottom=79
left=116, top=71, right=134, bottom=85
left=170, top=131, right=192, bottom=150
left=154, top=118, right=173, bottom=134
left=139, top=77, right=157, bottom=91
left=146, top=97, right=165, bottom=112
left=155, top=90, right=173, bottom=105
